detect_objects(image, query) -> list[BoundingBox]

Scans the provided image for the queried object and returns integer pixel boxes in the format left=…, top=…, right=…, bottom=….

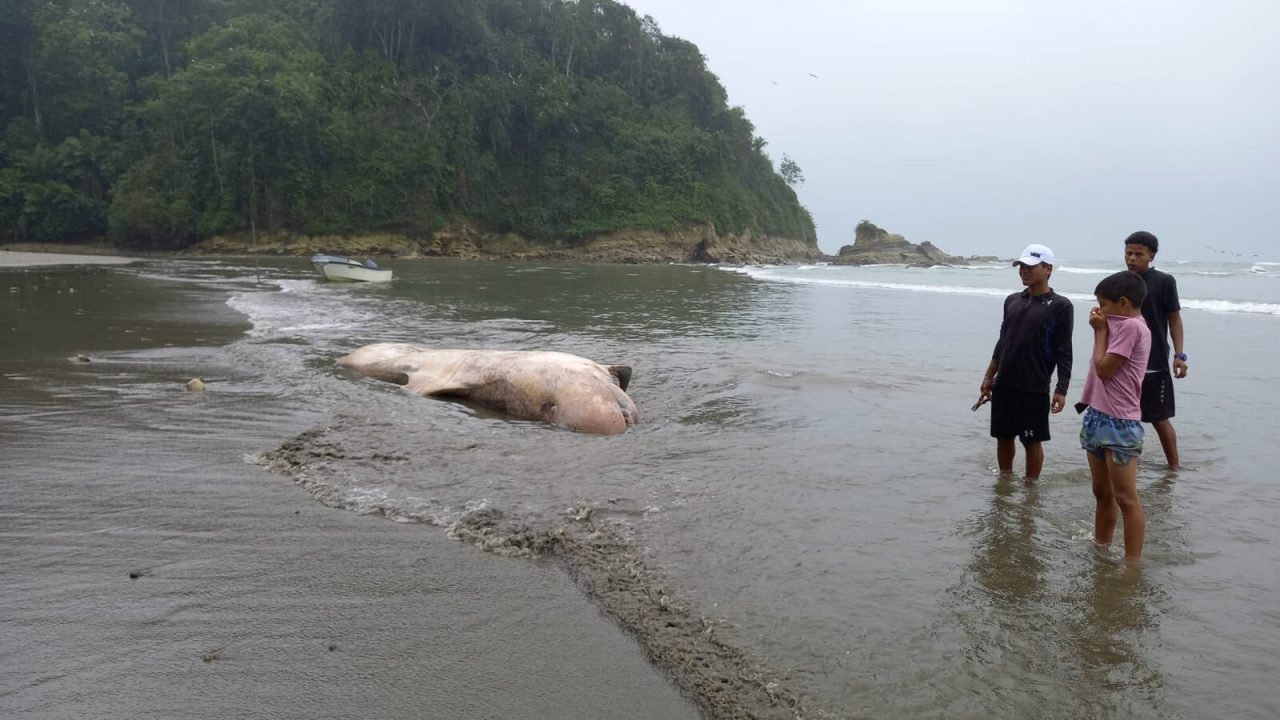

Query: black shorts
left=1141, top=371, right=1176, bottom=423
left=990, top=387, right=1050, bottom=444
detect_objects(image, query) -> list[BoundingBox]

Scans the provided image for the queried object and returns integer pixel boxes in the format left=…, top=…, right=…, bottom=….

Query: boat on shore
left=309, top=254, right=393, bottom=283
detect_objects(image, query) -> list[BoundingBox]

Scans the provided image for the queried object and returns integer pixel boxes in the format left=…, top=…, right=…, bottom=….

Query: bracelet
left=1174, top=352, right=1188, bottom=361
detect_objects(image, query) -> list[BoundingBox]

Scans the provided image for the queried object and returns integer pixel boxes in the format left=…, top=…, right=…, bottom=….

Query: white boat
left=310, top=254, right=393, bottom=283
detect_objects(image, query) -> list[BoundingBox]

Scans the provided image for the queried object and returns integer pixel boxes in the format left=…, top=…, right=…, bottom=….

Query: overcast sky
left=621, top=0, right=1278, bottom=262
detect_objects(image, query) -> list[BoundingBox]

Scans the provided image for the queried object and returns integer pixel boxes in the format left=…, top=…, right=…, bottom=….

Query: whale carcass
left=337, top=343, right=638, bottom=435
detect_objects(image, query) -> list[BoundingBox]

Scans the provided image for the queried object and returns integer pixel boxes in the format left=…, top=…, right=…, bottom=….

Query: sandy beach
left=8, top=254, right=1280, bottom=719
left=0, top=250, right=141, bottom=267
left=0, top=423, right=702, bottom=719
left=0, top=259, right=701, bottom=720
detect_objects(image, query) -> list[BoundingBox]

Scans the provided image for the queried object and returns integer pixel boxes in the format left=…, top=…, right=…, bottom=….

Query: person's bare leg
left=1108, top=451, right=1146, bottom=564
left=1024, top=441, right=1044, bottom=482
left=997, top=437, right=1016, bottom=476
left=1151, top=419, right=1180, bottom=469
left=1089, top=451, right=1117, bottom=547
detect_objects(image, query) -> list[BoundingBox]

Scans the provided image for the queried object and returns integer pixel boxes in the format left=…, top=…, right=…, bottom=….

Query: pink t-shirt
left=1079, top=314, right=1151, bottom=421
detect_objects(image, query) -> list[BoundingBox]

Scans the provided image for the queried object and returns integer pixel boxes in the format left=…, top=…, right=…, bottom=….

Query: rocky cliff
left=831, top=221, right=967, bottom=267
left=185, top=223, right=823, bottom=265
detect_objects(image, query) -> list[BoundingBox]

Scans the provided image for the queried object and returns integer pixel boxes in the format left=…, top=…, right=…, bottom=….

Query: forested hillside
left=0, top=0, right=816, bottom=250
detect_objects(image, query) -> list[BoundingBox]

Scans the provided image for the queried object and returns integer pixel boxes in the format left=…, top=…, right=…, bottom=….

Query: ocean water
left=3, top=256, right=1278, bottom=719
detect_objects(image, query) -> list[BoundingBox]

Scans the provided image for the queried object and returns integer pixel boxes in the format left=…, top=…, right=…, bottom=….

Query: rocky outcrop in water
left=832, top=221, right=967, bottom=267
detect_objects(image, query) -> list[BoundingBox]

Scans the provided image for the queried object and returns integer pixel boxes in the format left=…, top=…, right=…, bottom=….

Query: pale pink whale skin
left=337, top=343, right=638, bottom=435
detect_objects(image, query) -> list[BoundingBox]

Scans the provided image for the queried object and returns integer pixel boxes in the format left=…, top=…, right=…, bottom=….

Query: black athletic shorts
left=990, top=387, right=1050, bottom=444
left=1141, top=371, right=1176, bottom=423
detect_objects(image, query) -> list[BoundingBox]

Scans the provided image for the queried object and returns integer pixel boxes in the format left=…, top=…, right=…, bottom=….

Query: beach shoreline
left=0, top=249, right=143, bottom=267
left=2, top=222, right=827, bottom=266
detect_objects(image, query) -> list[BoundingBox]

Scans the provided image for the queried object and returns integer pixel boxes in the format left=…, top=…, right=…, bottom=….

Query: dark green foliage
left=1, top=0, right=815, bottom=248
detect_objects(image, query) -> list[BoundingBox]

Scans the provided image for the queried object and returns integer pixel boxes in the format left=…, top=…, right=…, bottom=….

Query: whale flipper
left=606, top=365, right=632, bottom=391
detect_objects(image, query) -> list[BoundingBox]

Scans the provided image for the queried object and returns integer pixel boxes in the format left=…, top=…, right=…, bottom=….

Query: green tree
left=127, top=12, right=328, bottom=240
left=780, top=154, right=804, bottom=186
left=8, top=0, right=817, bottom=249
left=32, top=0, right=143, bottom=142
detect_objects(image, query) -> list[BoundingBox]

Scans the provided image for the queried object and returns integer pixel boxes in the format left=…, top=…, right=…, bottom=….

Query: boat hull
left=310, top=255, right=393, bottom=283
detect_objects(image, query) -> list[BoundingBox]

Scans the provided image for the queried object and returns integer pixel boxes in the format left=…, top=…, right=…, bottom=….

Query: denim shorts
left=1079, top=407, right=1144, bottom=466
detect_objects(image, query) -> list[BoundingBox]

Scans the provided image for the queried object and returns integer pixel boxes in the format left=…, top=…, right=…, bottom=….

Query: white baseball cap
left=1014, top=244, right=1055, bottom=267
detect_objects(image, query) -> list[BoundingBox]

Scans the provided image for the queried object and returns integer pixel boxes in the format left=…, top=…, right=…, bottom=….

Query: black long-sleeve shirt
left=991, top=288, right=1074, bottom=396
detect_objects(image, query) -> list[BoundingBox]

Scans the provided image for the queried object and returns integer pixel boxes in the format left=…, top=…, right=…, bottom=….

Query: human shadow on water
left=936, top=476, right=1170, bottom=718
left=1057, top=459, right=1194, bottom=713
left=1135, top=470, right=1193, bottom=567
left=967, top=477, right=1047, bottom=606
left=933, top=478, right=1055, bottom=717
left=1061, top=560, right=1168, bottom=716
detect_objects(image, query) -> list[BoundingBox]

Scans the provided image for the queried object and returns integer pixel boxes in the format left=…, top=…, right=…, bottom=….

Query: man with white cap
left=978, top=244, right=1075, bottom=481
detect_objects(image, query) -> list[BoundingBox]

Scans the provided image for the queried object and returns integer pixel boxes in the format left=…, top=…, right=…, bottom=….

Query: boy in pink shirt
left=1078, top=271, right=1152, bottom=564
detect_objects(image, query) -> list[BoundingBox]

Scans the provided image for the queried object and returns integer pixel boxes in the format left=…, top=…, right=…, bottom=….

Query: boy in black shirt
left=1123, top=230, right=1187, bottom=469
left=979, top=244, right=1074, bottom=481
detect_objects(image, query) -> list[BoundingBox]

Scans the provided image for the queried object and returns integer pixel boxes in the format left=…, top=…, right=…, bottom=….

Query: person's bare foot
left=1091, top=542, right=1116, bottom=563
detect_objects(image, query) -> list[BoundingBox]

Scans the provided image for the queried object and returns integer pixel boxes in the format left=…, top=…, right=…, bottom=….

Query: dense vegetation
left=0, top=0, right=816, bottom=249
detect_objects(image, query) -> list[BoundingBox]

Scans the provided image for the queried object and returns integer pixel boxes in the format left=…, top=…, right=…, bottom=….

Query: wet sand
left=272, top=422, right=821, bottom=720
left=0, top=410, right=701, bottom=720
left=15, top=255, right=1280, bottom=719
left=0, top=263, right=702, bottom=719
left=0, top=250, right=140, bottom=267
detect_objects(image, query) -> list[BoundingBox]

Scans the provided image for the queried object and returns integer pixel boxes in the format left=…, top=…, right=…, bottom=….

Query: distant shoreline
left=2, top=223, right=825, bottom=267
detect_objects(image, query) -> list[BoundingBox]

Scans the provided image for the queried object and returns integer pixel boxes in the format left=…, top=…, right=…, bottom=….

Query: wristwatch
left=1174, top=352, right=1188, bottom=361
